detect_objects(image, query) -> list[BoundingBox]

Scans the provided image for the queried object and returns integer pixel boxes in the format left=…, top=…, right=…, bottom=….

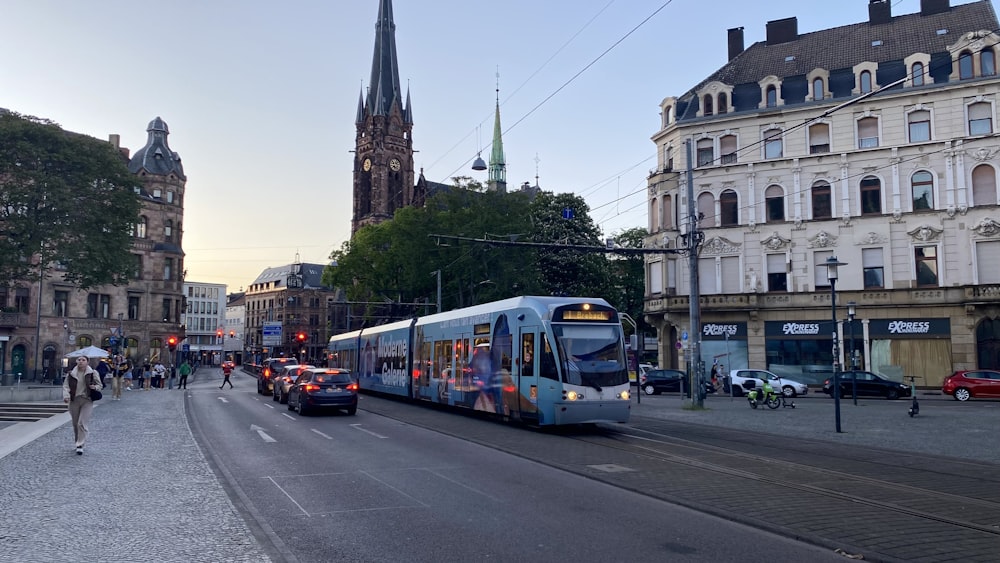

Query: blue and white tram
left=328, top=296, right=631, bottom=426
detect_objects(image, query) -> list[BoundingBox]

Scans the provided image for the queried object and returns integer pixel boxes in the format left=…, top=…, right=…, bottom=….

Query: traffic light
left=167, top=336, right=178, bottom=351
left=229, top=331, right=235, bottom=338
left=296, top=332, right=307, bottom=343
left=216, top=329, right=223, bottom=339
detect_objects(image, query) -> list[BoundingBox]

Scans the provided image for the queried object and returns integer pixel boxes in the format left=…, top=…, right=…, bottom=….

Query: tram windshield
left=553, top=324, right=629, bottom=388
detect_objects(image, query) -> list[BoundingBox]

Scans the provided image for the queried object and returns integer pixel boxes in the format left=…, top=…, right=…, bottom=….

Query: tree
left=607, top=226, right=649, bottom=340
left=527, top=192, right=613, bottom=298
left=0, top=112, right=141, bottom=288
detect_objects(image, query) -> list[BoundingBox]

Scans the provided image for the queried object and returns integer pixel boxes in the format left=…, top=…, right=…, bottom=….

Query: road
left=188, top=382, right=843, bottom=563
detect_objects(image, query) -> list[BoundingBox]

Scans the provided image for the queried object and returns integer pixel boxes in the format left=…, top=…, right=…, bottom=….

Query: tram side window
left=420, top=341, right=433, bottom=388
left=521, top=334, right=536, bottom=377
left=539, top=335, right=558, bottom=381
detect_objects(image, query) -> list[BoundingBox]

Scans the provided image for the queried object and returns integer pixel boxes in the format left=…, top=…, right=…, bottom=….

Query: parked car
left=272, top=364, right=315, bottom=404
left=822, top=371, right=911, bottom=399
left=639, top=369, right=685, bottom=395
left=287, top=368, right=358, bottom=416
left=727, top=369, right=809, bottom=398
left=941, top=370, right=1000, bottom=401
left=258, top=357, right=299, bottom=396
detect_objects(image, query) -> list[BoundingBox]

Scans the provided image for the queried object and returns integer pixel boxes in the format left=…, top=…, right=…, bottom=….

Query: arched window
left=703, top=94, right=713, bottom=116
left=859, top=71, right=872, bottom=93
left=911, top=171, right=934, bottom=211
left=766, top=85, right=777, bottom=108
left=972, top=164, right=997, bottom=207
left=812, top=182, right=832, bottom=219
left=959, top=51, right=974, bottom=79
left=912, top=62, right=925, bottom=86
left=136, top=216, right=147, bottom=238
left=813, top=78, right=825, bottom=100
left=860, top=176, right=882, bottom=215
left=764, top=185, right=785, bottom=221
left=697, top=192, right=716, bottom=228
left=720, top=190, right=739, bottom=227
left=718, top=93, right=728, bottom=114
left=982, top=50, right=996, bottom=76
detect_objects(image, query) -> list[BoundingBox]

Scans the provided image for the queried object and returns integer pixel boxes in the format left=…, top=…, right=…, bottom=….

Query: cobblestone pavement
left=0, top=374, right=271, bottom=563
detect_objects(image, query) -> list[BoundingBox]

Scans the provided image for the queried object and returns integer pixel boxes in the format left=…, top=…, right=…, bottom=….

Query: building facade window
left=813, top=77, right=825, bottom=100
left=718, top=93, right=728, bottom=114
left=911, top=171, right=934, bottom=211
left=808, top=123, right=830, bottom=154
left=860, top=176, right=882, bottom=215
left=166, top=191, right=174, bottom=204
left=165, top=220, right=173, bottom=241
left=53, top=291, right=68, bottom=317
left=972, top=164, right=998, bottom=206
left=663, top=195, right=673, bottom=229
left=766, top=85, right=777, bottom=108
left=959, top=51, right=974, bottom=79
left=915, top=246, right=939, bottom=287
left=697, top=192, right=715, bottom=227
left=720, top=190, right=739, bottom=226
left=128, top=296, right=141, bottom=320
left=703, top=94, right=713, bottom=116
left=859, top=71, right=872, bottom=93
left=766, top=253, right=788, bottom=292
left=87, top=293, right=111, bottom=319
left=699, top=258, right=718, bottom=294
left=14, top=288, right=30, bottom=314
left=133, top=254, right=142, bottom=280
left=764, top=129, right=783, bottom=159
left=969, top=102, right=993, bottom=135
left=721, top=256, right=741, bottom=293
left=665, top=146, right=673, bottom=170
left=162, top=299, right=171, bottom=322
left=164, top=258, right=173, bottom=281
left=983, top=49, right=997, bottom=76
left=977, top=241, right=1000, bottom=284
left=720, top=135, right=737, bottom=164
left=908, top=109, right=931, bottom=142
left=814, top=250, right=833, bottom=289
left=812, top=182, right=832, bottom=219
left=858, top=117, right=879, bottom=148
left=863, top=248, right=885, bottom=289
left=696, top=138, right=714, bottom=167
left=764, top=185, right=785, bottom=221
left=136, top=216, right=147, bottom=238
left=912, top=62, right=925, bottom=86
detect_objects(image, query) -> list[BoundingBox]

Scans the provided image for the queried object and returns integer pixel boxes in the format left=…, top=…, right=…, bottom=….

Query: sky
left=2, top=0, right=991, bottom=292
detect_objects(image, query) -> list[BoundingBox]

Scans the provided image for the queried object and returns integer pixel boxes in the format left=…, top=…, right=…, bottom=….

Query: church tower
left=352, top=0, right=419, bottom=235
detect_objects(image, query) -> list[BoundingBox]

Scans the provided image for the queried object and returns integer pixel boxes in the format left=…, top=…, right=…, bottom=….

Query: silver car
left=272, top=365, right=315, bottom=404
left=728, top=369, right=809, bottom=398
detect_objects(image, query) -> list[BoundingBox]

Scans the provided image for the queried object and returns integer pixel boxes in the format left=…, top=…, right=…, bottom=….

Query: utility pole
left=685, top=139, right=704, bottom=408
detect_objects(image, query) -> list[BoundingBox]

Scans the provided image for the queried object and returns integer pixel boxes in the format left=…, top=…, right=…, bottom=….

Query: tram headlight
left=566, top=391, right=579, bottom=401
left=619, top=390, right=630, bottom=400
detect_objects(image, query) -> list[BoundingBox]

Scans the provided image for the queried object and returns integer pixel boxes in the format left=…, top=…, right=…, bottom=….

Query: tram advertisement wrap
left=359, top=329, right=410, bottom=395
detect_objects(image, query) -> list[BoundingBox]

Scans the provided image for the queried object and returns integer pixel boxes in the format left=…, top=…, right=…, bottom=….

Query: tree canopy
left=0, top=112, right=141, bottom=288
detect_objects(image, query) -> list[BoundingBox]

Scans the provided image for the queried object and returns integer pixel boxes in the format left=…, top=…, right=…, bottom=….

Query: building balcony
left=0, top=312, right=30, bottom=329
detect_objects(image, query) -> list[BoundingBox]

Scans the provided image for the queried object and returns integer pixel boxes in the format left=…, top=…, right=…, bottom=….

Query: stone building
left=644, top=0, right=1000, bottom=386
left=0, top=117, right=186, bottom=380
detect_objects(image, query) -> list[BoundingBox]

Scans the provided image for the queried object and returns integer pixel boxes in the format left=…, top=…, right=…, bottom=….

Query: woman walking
left=62, top=357, right=103, bottom=455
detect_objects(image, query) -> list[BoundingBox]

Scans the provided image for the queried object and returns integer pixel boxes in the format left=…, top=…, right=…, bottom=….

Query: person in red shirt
left=220, top=362, right=234, bottom=389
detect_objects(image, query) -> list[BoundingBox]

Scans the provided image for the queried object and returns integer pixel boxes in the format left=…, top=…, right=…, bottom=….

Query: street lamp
left=847, top=301, right=858, bottom=406
left=826, top=255, right=846, bottom=433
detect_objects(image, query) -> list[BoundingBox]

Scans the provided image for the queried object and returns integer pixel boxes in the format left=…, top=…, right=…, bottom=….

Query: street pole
left=432, top=270, right=442, bottom=313
left=686, top=139, right=703, bottom=408
left=619, top=313, right=639, bottom=404
left=848, top=301, right=857, bottom=406
left=826, top=256, right=845, bottom=433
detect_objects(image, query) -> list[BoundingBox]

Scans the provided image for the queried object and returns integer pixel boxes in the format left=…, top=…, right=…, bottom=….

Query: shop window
left=764, top=129, right=783, bottom=159
left=814, top=250, right=833, bottom=289
left=720, top=190, right=739, bottom=227
left=812, top=182, right=832, bottom=219
left=696, top=138, right=714, bottom=167
left=703, top=95, right=713, bottom=116
left=719, top=135, right=737, bottom=164
left=959, top=51, right=974, bottom=79
left=977, top=241, right=1000, bottom=284
left=765, top=185, right=785, bottom=222
left=766, top=85, right=777, bottom=108
left=911, top=62, right=925, bottom=86
left=983, top=49, right=997, bottom=77
left=808, top=123, right=830, bottom=154
left=908, top=110, right=931, bottom=142
left=858, top=117, right=879, bottom=149
left=718, top=93, right=728, bottom=114
left=859, top=71, right=873, bottom=93
left=969, top=102, right=993, bottom=135
left=766, top=253, right=788, bottom=292
left=697, top=192, right=715, bottom=227
left=972, top=164, right=997, bottom=206
left=915, top=246, right=939, bottom=287
left=911, top=171, right=934, bottom=211
left=860, top=176, right=882, bottom=215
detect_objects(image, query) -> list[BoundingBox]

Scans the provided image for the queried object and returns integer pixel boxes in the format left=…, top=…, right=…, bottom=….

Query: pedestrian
left=143, top=360, right=152, bottom=390
left=111, top=355, right=130, bottom=400
left=177, top=360, right=191, bottom=389
left=96, top=358, right=110, bottom=388
left=62, top=357, right=102, bottom=455
left=152, top=361, right=166, bottom=389
left=124, top=363, right=134, bottom=391
left=220, top=362, right=234, bottom=389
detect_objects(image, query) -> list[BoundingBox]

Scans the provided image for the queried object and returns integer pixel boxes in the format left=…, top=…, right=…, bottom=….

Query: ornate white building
left=644, top=0, right=1000, bottom=386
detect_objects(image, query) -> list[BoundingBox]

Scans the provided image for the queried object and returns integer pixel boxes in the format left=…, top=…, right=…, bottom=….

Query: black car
left=287, top=368, right=358, bottom=416
left=639, top=369, right=686, bottom=395
left=822, top=371, right=911, bottom=400
left=258, top=357, right=299, bottom=396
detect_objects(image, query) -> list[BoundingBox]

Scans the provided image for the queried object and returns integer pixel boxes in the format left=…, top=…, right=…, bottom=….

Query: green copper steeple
left=488, top=80, right=506, bottom=193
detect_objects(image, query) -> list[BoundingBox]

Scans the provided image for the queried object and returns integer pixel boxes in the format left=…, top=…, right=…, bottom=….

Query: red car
left=941, top=370, right=1000, bottom=401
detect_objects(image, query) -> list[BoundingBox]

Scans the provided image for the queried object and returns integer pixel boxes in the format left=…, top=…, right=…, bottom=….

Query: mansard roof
left=251, top=263, right=330, bottom=290
left=127, top=117, right=186, bottom=179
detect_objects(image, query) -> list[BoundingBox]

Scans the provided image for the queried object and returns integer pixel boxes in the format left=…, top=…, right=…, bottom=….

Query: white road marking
left=267, top=476, right=310, bottom=516
left=350, top=424, right=387, bottom=439
left=263, top=404, right=274, bottom=409
left=281, top=413, right=295, bottom=420
left=250, top=424, right=277, bottom=443
left=217, top=397, right=229, bottom=403
left=311, top=428, right=333, bottom=440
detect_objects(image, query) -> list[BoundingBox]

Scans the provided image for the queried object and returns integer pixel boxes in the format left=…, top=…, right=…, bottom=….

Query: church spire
left=366, top=0, right=402, bottom=117
left=488, top=73, right=507, bottom=193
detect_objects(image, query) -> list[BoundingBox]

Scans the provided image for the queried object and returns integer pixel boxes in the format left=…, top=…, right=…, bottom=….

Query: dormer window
left=959, top=51, right=974, bottom=79
left=703, top=95, right=713, bottom=116
left=812, top=78, right=825, bottom=100
left=718, top=93, right=728, bottom=114
left=983, top=49, right=996, bottom=76
left=152, top=189, right=162, bottom=199
left=912, top=62, right=925, bottom=86
left=766, top=86, right=777, bottom=108
left=166, top=191, right=174, bottom=204
left=859, top=71, right=873, bottom=94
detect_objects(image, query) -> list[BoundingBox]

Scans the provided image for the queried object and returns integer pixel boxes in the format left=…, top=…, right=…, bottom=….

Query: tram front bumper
left=553, top=400, right=630, bottom=425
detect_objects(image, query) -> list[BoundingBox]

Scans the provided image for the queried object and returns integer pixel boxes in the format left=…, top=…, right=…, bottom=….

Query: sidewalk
left=0, top=373, right=270, bottom=563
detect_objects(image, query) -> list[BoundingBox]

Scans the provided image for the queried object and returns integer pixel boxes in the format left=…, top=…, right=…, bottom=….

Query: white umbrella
left=65, top=345, right=110, bottom=358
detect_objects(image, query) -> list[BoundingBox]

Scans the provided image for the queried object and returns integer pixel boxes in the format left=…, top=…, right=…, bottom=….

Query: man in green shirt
left=177, top=360, right=192, bottom=390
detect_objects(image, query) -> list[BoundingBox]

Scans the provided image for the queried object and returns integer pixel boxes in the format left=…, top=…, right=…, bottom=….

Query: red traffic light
left=167, top=336, right=178, bottom=350
left=229, top=330, right=235, bottom=338
left=296, top=332, right=307, bottom=342
left=216, top=329, right=223, bottom=337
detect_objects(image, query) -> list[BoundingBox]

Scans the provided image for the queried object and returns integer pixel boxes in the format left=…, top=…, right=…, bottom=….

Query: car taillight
left=823, top=379, right=830, bottom=385
left=640, top=375, right=647, bottom=384
left=347, top=383, right=358, bottom=391
left=303, top=384, right=320, bottom=392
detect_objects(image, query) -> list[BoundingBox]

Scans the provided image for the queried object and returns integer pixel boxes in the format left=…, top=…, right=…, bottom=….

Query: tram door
left=516, top=328, right=540, bottom=423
